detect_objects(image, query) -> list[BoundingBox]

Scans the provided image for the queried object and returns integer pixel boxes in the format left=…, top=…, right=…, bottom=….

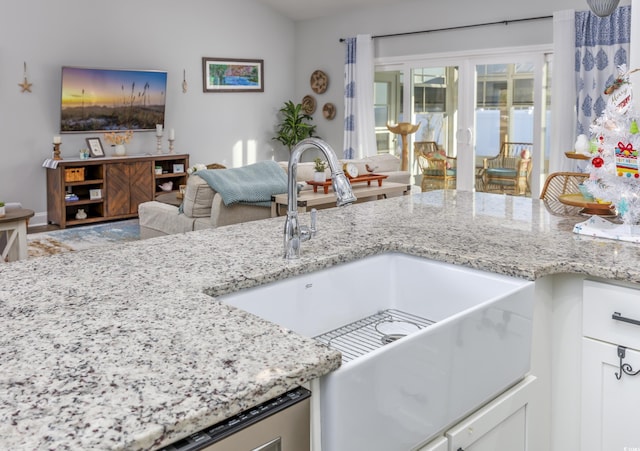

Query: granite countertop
left=1, top=191, right=639, bottom=450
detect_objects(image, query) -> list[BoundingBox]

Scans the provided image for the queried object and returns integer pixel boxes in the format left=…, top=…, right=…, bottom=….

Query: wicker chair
left=540, top=172, right=589, bottom=215
left=483, top=142, right=533, bottom=195
left=414, top=141, right=456, bottom=191
left=413, top=141, right=438, bottom=173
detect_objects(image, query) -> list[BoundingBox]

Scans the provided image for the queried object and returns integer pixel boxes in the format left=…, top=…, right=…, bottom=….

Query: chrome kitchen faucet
left=283, top=138, right=356, bottom=259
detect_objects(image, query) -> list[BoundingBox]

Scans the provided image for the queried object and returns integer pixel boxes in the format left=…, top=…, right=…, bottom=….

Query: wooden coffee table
left=271, top=182, right=410, bottom=217
left=1, top=208, right=35, bottom=262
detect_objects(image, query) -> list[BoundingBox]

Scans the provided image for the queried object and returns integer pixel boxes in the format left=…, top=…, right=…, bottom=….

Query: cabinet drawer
left=583, top=280, right=640, bottom=351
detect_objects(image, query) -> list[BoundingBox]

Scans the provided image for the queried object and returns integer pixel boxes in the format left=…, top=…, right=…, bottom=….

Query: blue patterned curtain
left=343, top=35, right=375, bottom=160
left=344, top=37, right=357, bottom=159
left=575, top=6, right=631, bottom=136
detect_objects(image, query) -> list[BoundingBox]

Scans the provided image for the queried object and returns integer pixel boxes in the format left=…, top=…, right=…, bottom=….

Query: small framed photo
left=173, top=163, right=185, bottom=173
left=89, top=188, right=102, bottom=200
left=202, top=57, right=264, bottom=93
left=86, top=138, right=105, bottom=158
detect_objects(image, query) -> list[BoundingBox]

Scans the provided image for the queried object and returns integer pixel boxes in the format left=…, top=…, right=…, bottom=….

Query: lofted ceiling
left=255, top=0, right=400, bottom=21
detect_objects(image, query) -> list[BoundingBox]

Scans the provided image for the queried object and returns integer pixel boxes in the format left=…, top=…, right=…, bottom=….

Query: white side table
left=0, top=208, right=35, bottom=262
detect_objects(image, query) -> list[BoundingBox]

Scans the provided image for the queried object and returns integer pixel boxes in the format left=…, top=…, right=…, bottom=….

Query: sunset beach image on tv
left=60, top=67, right=167, bottom=133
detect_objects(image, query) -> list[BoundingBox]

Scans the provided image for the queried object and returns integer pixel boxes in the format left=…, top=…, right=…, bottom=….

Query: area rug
left=27, top=219, right=141, bottom=258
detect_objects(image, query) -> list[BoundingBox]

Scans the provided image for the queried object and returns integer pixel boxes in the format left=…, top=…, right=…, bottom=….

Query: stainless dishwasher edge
left=162, top=386, right=311, bottom=451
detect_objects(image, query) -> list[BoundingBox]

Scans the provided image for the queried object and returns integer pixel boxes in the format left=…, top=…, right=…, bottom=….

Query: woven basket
left=64, top=167, right=85, bottom=182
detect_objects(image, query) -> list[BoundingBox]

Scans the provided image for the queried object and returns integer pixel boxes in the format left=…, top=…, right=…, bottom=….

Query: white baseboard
left=29, top=212, right=48, bottom=228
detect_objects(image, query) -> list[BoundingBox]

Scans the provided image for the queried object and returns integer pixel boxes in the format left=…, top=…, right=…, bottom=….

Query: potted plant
left=273, top=100, right=317, bottom=151
left=104, top=130, right=133, bottom=156
left=0, top=201, right=4, bottom=217
left=313, top=158, right=327, bottom=182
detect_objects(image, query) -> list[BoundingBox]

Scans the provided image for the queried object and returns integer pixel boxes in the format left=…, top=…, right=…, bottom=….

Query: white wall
left=293, top=0, right=631, bottom=155
left=1, top=0, right=295, bottom=223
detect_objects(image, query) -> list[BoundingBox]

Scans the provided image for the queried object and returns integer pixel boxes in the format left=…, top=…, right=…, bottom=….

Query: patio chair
left=413, top=141, right=438, bottom=173
left=414, top=141, right=456, bottom=191
left=540, top=172, right=589, bottom=216
left=483, top=142, right=533, bottom=195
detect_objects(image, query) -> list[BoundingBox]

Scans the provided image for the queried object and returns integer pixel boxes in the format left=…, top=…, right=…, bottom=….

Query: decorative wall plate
left=310, top=70, right=328, bottom=94
left=302, top=95, right=316, bottom=114
left=323, top=103, right=336, bottom=120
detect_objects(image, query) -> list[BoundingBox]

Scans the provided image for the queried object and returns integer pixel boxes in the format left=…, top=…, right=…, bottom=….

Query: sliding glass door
left=475, top=63, right=535, bottom=158
left=374, top=71, right=402, bottom=154
left=376, top=46, right=550, bottom=196
left=412, top=66, right=458, bottom=154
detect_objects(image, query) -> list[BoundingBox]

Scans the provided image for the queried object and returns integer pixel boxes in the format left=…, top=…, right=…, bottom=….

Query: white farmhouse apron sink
left=219, top=253, right=535, bottom=450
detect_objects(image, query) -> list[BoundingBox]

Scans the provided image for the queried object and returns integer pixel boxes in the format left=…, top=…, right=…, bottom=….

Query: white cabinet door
left=581, top=337, right=640, bottom=451
left=446, top=376, right=535, bottom=451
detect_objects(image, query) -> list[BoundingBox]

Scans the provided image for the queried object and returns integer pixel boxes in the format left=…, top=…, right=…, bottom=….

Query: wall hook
left=18, top=61, right=33, bottom=93
left=615, top=345, right=640, bottom=380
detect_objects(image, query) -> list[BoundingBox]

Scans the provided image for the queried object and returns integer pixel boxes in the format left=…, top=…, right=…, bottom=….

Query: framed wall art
left=86, top=137, right=105, bottom=157
left=202, top=57, right=264, bottom=93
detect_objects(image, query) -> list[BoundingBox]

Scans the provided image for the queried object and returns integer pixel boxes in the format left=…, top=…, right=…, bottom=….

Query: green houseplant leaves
left=273, top=100, right=317, bottom=151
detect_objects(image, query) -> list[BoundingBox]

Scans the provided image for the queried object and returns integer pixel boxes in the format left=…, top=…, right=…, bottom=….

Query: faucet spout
left=284, top=138, right=356, bottom=259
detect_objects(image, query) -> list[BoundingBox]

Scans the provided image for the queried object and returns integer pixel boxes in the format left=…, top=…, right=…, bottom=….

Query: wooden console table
left=0, top=208, right=34, bottom=262
left=45, top=154, right=189, bottom=228
left=271, top=182, right=410, bottom=217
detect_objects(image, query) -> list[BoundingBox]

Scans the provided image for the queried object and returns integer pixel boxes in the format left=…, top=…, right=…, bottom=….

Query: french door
left=375, top=46, right=550, bottom=196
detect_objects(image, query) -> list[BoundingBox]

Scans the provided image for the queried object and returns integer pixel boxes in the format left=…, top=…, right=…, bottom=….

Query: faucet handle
left=310, top=208, right=317, bottom=237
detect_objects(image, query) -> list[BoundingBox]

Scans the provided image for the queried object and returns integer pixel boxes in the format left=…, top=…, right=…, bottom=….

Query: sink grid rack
left=314, top=308, right=435, bottom=364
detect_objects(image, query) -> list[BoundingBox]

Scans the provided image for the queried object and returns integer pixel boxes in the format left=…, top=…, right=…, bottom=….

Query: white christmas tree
left=586, top=65, right=640, bottom=225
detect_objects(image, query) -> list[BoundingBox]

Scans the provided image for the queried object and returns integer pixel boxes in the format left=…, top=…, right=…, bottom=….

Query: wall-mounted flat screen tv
left=60, top=66, right=167, bottom=133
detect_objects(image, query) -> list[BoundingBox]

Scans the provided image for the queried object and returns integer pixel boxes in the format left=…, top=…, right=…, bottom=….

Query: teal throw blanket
left=195, top=160, right=287, bottom=207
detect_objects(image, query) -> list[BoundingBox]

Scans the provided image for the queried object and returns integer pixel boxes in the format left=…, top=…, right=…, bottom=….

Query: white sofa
left=138, top=154, right=409, bottom=238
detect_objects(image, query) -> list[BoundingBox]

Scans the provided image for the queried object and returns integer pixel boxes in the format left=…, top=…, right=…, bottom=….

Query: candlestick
left=168, top=138, right=175, bottom=154
left=52, top=142, right=62, bottom=160
left=156, top=135, right=163, bottom=154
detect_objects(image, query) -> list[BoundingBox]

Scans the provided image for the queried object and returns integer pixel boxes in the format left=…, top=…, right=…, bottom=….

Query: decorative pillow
left=207, top=163, right=227, bottom=169
left=425, top=150, right=455, bottom=169
left=182, top=174, right=215, bottom=217
left=364, top=154, right=401, bottom=173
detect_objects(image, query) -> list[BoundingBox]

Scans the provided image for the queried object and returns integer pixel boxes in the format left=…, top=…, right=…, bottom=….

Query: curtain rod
left=338, top=15, right=553, bottom=42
